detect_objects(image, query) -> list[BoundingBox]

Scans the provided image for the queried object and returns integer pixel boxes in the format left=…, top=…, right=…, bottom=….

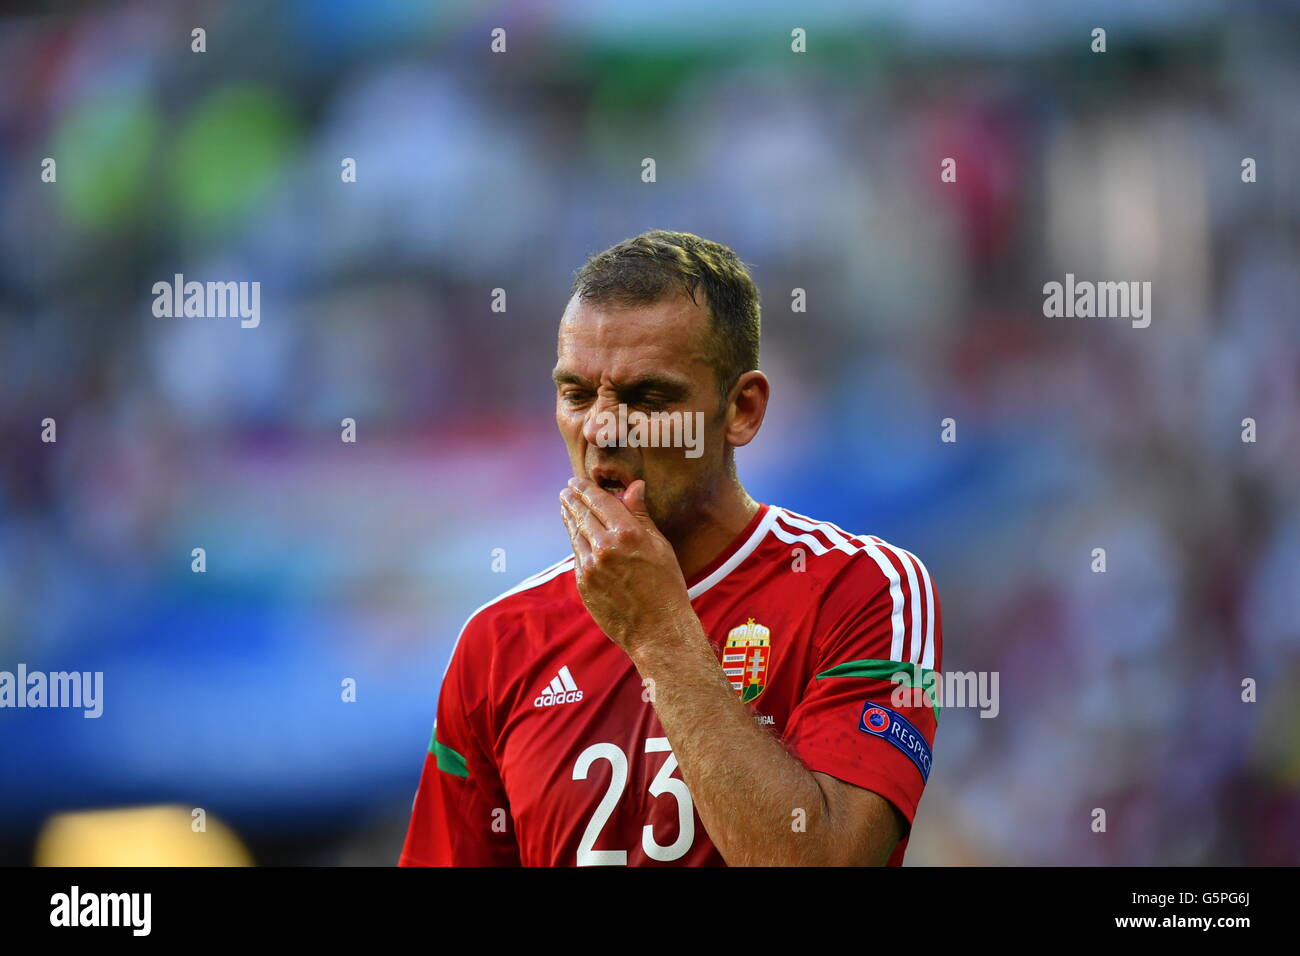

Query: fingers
left=566, top=477, right=637, bottom=531
left=622, top=479, right=651, bottom=521
left=561, top=500, right=593, bottom=564
left=561, top=486, right=601, bottom=538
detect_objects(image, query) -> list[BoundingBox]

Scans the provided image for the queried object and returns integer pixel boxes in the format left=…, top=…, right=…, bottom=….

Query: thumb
left=623, top=479, right=653, bottom=523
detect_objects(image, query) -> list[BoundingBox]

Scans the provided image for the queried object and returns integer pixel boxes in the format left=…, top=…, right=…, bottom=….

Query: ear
left=724, top=370, right=769, bottom=449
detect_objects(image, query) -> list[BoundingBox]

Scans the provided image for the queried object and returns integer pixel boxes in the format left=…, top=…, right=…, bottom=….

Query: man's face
left=553, top=292, right=730, bottom=542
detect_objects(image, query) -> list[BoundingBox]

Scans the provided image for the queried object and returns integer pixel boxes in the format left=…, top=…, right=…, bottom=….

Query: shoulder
left=445, top=556, right=576, bottom=669
left=767, top=505, right=941, bottom=667
left=767, top=505, right=938, bottom=597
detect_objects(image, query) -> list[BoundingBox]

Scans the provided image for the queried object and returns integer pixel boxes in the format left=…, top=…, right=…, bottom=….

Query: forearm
left=628, top=611, right=844, bottom=866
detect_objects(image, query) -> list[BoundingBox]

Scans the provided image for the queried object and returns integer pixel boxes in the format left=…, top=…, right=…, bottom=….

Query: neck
left=668, top=477, right=761, bottom=582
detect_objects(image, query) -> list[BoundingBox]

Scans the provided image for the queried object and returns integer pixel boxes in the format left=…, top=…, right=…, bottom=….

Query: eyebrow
left=552, top=370, right=691, bottom=399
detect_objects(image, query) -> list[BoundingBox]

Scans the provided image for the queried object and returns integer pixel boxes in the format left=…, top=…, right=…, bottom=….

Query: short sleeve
left=783, top=542, right=943, bottom=831
left=399, top=614, right=521, bottom=866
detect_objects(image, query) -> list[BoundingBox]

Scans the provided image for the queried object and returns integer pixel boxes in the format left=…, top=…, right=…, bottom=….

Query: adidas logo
left=533, top=666, right=584, bottom=708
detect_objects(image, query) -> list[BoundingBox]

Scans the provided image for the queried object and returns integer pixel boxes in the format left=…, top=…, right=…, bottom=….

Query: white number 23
left=571, top=737, right=694, bottom=865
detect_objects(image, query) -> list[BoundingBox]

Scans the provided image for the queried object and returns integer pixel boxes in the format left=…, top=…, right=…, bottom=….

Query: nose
left=580, top=389, right=621, bottom=448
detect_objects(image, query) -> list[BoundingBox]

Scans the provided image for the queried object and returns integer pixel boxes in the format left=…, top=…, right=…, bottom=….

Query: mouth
left=589, top=465, right=635, bottom=501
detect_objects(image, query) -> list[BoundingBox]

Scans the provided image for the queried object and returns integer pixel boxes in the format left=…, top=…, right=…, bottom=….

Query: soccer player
left=399, top=230, right=942, bottom=866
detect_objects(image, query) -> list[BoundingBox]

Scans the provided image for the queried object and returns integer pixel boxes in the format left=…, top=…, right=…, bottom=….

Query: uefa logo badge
left=861, top=706, right=891, bottom=734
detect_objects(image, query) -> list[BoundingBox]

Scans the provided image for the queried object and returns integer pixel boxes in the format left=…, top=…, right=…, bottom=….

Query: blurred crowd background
left=1, top=0, right=1297, bottom=865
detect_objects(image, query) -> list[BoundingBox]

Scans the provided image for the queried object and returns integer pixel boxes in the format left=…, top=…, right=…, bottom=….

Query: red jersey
left=399, top=503, right=942, bottom=867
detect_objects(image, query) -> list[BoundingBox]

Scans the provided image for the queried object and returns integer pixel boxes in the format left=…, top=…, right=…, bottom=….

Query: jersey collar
left=685, top=503, right=774, bottom=600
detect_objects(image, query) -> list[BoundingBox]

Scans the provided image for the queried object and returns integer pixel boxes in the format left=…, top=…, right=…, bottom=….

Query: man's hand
left=559, top=477, right=693, bottom=655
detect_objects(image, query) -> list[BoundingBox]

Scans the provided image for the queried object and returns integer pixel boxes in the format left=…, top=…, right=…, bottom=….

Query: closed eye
left=619, top=388, right=680, bottom=411
left=627, top=396, right=669, bottom=412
